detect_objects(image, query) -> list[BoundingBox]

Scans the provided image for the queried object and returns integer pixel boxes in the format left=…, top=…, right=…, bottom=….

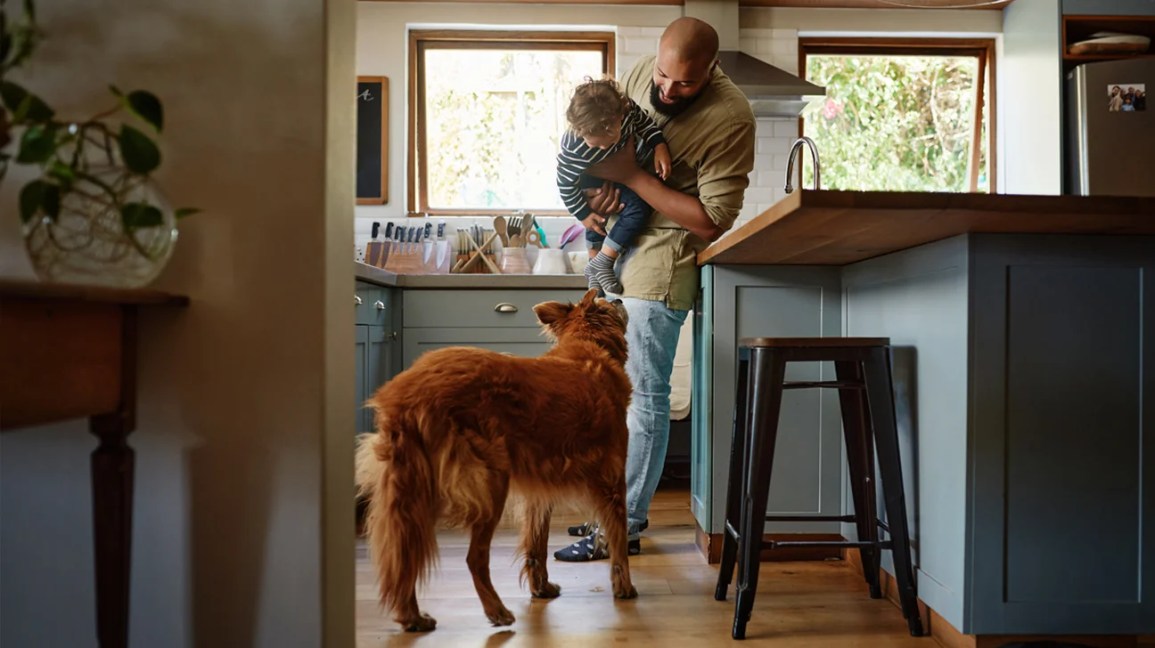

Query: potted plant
left=1, top=0, right=197, bottom=288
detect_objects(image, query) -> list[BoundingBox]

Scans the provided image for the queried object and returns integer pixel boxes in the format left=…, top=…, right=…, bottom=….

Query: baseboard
left=694, top=520, right=844, bottom=564
left=843, top=549, right=1141, bottom=648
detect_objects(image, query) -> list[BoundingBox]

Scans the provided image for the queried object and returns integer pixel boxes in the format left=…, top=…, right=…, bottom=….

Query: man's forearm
left=626, top=173, right=723, bottom=242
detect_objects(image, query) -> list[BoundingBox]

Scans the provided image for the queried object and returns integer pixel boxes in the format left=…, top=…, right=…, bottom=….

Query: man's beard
left=649, top=81, right=700, bottom=118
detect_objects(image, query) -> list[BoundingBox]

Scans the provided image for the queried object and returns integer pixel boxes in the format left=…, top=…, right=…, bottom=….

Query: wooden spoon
left=493, top=215, right=509, bottom=246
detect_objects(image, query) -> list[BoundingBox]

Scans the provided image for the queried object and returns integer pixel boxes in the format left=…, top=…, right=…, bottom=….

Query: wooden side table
left=0, top=280, right=189, bottom=648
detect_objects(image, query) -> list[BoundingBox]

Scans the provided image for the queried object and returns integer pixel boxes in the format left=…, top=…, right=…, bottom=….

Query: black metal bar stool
left=713, top=337, right=923, bottom=640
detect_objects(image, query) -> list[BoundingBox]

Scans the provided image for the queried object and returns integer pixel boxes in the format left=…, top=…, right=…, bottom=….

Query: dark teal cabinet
left=355, top=281, right=400, bottom=435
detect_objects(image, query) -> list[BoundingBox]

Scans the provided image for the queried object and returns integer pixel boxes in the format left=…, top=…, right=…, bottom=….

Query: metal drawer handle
left=354, top=295, right=363, bottom=306
left=374, top=300, right=386, bottom=311
left=494, top=303, right=519, bottom=314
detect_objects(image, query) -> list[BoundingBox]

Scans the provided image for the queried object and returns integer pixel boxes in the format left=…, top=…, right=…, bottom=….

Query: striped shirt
left=556, top=101, right=666, bottom=221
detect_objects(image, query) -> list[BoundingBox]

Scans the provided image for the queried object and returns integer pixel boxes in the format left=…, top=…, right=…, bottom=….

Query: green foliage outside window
left=803, top=54, right=988, bottom=193
left=423, top=48, right=602, bottom=211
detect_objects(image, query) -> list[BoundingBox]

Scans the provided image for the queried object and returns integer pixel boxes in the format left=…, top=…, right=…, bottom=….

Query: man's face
left=650, top=51, right=714, bottom=116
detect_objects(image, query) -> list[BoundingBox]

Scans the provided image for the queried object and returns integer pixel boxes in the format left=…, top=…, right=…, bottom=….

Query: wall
left=0, top=0, right=355, bottom=646
left=998, top=0, right=1063, bottom=194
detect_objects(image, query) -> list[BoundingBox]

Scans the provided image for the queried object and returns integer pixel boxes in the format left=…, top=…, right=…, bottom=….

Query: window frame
left=798, top=37, right=997, bottom=193
left=407, top=29, right=616, bottom=216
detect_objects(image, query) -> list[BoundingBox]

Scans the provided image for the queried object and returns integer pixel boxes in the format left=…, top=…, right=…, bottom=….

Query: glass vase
left=22, top=169, right=179, bottom=289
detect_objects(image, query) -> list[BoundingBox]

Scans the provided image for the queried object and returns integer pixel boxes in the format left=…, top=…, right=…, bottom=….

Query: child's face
left=581, top=118, right=622, bottom=150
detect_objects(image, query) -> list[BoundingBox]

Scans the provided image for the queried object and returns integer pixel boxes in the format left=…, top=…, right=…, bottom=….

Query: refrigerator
left=1066, top=57, right=1155, bottom=197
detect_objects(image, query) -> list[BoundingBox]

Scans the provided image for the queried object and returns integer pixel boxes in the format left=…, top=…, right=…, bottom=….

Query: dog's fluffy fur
left=355, top=289, right=637, bottom=631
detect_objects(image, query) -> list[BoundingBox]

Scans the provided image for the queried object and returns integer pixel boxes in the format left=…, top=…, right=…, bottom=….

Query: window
left=800, top=39, right=995, bottom=193
left=409, top=30, right=614, bottom=215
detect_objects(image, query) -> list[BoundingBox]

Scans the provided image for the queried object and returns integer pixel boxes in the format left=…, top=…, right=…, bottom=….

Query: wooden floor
left=356, top=489, right=932, bottom=647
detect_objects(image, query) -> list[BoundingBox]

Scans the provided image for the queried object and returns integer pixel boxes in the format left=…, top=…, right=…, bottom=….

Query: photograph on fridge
left=1108, top=83, right=1146, bottom=112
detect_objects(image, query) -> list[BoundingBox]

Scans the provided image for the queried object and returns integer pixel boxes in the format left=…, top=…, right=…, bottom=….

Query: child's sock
left=585, top=251, right=623, bottom=295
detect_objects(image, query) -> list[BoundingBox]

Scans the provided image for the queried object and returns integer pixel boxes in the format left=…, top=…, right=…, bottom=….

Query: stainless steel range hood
left=684, top=0, right=825, bottom=118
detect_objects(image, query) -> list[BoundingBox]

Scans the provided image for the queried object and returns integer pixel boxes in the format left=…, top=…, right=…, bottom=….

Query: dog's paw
left=402, top=613, right=437, bottom=632
left=531, top=581, right=561, bottom=599
left=614, top=584, right=638, bottom=600
left=486, top=607, right=516, bottom=626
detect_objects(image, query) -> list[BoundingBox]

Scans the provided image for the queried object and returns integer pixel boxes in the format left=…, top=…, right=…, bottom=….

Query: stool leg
left=715, top=348, right=751, bottom=601
left=733, top=348, right=786, bottom=640
left=834, top=360, right=882, bottom=599
left=863, top=346, right=924, bottom=637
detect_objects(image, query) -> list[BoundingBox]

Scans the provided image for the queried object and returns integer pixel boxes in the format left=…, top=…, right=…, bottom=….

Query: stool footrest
left=765, top=514, right=858, bottom=523
left=767, top=540, right=894, bottom=550
left=724, top=520, right=741, bottom=540
left=782, top=380, right=864, bottom=390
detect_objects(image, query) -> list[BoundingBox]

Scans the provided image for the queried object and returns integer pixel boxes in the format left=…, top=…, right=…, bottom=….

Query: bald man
left=555, top=17, right=756, bottom=563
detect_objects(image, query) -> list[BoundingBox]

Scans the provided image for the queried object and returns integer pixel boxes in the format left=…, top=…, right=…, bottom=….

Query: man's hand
left=582, top=181, right=623, bottom=217
left=586, top=136, right=644, bottom=185
left=579, top=212, right=608, bottom=237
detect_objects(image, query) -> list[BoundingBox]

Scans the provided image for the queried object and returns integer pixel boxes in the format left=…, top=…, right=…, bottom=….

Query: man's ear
left=533, top=300, right=573, bottom=326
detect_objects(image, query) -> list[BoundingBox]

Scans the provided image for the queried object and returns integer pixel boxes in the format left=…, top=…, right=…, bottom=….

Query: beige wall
left=0, top=0, right=355, bottom=646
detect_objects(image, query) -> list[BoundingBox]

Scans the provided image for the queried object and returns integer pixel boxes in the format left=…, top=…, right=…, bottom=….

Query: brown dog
left=355, top=289, right=637, bottom=631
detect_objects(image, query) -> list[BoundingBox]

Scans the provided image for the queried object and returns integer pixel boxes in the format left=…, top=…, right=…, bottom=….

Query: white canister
left=532, top=249, right=572, bottom=274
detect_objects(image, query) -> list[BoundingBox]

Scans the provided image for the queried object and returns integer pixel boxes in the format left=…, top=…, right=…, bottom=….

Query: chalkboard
left=356, top=76, right=389, bottom=205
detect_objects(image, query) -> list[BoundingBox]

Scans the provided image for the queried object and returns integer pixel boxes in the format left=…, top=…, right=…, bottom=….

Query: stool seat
left=739, top=336, right=890, bottom=348
left=714, top=338, right=923, bottom=640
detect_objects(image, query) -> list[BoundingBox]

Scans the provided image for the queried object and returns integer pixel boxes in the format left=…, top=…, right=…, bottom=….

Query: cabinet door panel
left=403, top=289, right=586, bottom=329
left=402, top=327, right=554, bottom=368
left=355, top=325, right=370, bottom=435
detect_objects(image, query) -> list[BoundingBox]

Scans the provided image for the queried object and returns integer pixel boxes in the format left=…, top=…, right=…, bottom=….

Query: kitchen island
left=693, top=190, right=1155, bottom=639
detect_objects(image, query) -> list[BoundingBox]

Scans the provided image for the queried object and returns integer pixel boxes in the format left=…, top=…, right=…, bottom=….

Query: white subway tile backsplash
left=771, top=39, right=797, bottom=58
left=772, top=120, right=800, bottom=138
left=622, top=37, right=655, bottom=56
left=770, top=56, right=799, bottom=75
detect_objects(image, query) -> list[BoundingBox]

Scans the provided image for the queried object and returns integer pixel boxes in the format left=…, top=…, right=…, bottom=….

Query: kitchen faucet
left=784, top=136, right=821, bottom=194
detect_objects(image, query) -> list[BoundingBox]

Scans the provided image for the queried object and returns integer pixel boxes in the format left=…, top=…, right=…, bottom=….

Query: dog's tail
left=355, top=416, right=439, bottom=615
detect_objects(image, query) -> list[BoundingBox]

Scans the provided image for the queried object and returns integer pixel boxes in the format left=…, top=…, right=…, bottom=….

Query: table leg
left=90, top=413, right=134, bottom=648
left=90, top=305, right=137, bottom=648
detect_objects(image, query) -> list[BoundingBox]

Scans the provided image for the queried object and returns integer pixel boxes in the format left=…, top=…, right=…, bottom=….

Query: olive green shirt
left=615, top=55, right=756, bottom=310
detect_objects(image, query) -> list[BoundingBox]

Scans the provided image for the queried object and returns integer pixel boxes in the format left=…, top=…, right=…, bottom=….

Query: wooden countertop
left=698, top=190, right=1155, bottom=266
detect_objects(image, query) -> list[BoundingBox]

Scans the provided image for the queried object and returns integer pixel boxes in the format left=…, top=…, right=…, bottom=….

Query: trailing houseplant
left=1, top=0, right=198, bottom=287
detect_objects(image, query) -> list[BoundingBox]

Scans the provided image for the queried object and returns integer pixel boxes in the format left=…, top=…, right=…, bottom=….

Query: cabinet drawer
left=355, top=282, right=393, bottom=326
left=403, top=289, right=587, bottom=329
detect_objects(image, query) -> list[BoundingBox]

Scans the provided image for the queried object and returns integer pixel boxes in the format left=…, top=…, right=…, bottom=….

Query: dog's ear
left=579, top=288, right=600, bottom=306
left=533, top=300, right=572, bottom=326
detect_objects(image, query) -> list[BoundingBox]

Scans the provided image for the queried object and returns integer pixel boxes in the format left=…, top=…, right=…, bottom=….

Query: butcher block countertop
left=698, top=190, right=1155, bottom=266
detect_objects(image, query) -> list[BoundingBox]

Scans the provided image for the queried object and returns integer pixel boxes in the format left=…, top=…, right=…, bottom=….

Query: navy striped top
left=556, top=101, right=666, bottom=220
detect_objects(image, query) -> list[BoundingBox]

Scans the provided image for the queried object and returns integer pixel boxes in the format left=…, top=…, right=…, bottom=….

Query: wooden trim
left=694, top=523, right=846, bottom=564
left=356, top=76, right=389, bottom=206
left=986, top=43, right=997, bottom=192
left=409, top=29, right=614, bottom=216
left=0, top=280, right=189, bottom=305
left=407, top=34, right=419, bottom=214
left=802, top=36, right=995, bottom=57
left=968, top=48, right=986, bottom=192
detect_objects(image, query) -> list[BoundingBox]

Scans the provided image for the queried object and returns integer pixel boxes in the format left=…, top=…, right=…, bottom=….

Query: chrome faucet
left=784, top=136, right=821, bottom=194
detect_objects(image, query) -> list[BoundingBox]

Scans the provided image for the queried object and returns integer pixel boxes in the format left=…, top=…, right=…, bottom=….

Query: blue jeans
left=622, top=297, right=689, bottom=540
left=581, top=177, right=651, bottom=254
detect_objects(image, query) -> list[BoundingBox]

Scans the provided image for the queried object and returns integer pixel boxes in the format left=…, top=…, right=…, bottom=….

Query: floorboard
left=356, top=489, right=930, bottom=647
